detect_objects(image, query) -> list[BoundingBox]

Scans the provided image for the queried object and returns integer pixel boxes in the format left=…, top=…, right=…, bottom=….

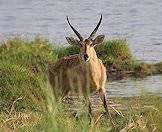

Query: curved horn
left=66, top=16, right=83, bottom=41
left=88, top=14, right=103, bottom=40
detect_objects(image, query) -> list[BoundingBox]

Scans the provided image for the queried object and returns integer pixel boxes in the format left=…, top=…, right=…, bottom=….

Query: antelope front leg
left=83, top=95, right=92, bottom=122
left=98, top=89, right=109, bottom=115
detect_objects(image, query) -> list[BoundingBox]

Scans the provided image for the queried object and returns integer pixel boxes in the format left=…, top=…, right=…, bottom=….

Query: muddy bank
left=106, top=62, right=162, bottom=81
left=62, top=93, right=161, bottom=116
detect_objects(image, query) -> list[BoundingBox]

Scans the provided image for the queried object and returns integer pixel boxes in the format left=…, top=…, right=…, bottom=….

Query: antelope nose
left=84, top=54, right=89, bottom=61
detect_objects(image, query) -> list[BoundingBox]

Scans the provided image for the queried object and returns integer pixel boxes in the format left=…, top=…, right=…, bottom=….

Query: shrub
left=0, top=62, right=45, bottom=111
left=56, top=39, right=133, bottom=69
left=0, top=37, right=58, bottom=111
left=0, top=37, right=57, bottom=73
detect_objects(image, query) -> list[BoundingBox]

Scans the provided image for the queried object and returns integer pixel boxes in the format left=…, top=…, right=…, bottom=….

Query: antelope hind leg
left=98, top=89, right=109, bottom=116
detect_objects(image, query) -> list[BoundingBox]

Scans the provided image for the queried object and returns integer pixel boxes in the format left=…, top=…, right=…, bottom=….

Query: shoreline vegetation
left=1, top=37, right=162, bottom=80
left=0, top=37, right=162, bottom=131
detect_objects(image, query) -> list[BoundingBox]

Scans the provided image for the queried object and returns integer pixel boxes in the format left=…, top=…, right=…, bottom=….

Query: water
left=0, top=0, right=162, bottom=62
left=107, top=75, right=162, bottom=97
left=0, top=0, right=162, bottom=97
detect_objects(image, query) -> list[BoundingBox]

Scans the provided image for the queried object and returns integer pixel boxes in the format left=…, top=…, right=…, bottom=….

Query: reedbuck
left=48, top=14, right=109, bottom=116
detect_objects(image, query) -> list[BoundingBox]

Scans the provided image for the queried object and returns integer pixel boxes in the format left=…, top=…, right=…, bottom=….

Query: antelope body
left=48, top=15, right=109, bottom=115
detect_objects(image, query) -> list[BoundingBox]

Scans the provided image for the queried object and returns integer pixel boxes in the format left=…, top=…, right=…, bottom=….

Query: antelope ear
left=66, top=37, right=80, bottom=47
left=92, top=35, right=105, bottom=46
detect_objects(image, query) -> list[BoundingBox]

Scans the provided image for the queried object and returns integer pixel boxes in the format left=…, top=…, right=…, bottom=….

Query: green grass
left=0, top=37, right=162, bottom=131
left=0, top=37, right=58, bottom=112
left=0, top=37, right=57, bottom=72
left=1, top=91, right=162, bottom=131
left=0, top=62, right=45, bottom=111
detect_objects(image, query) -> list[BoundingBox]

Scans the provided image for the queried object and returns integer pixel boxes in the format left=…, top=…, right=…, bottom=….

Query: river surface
left=0, top=0, right=162, bottom=62
left=107, top=75, right=162, bottom=97
left=0, top=0, right=162, bottom=97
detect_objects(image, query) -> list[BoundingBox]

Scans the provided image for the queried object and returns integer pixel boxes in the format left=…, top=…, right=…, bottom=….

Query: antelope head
left=66, top=14, right=105, bottom=62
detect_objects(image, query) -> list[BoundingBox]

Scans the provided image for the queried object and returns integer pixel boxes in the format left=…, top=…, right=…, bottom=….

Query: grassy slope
left=0, top=37, right=162, bottom=131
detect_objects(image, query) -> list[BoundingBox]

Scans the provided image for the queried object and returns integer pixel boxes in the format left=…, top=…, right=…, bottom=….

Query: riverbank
left=1, top=94, right=162, bottom=131
left=1, top=37, right=161, bottom=80
left=54, top=38, right=162, bottom=80
left=0, top=37, right=162, bottom=131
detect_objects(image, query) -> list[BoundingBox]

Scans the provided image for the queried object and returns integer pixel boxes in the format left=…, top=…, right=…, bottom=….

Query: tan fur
left=48, top=45, right=107, bottom=99
left=48, top=15, right=109, bottom=117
